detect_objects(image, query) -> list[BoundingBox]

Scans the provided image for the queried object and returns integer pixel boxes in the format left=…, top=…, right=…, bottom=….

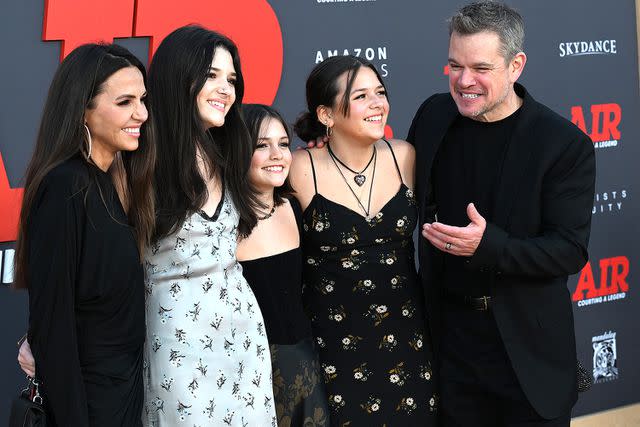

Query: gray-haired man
left=409, top=2, right=595, bottom=425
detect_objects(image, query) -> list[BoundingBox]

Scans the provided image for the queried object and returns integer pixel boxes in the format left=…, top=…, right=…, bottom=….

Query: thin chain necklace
left=327, top=143, right=376, bottom=186
left=328, top=146, right=377, bottom=219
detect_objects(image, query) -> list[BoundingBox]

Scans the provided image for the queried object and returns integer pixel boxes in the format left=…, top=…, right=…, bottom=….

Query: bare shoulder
left=384, top=138, right=415, bottom=188
left=290, top=148, right=317, bottom=209
left=386, top=138, right=415, bottom=158
left=290, top=148, right=313, bottom=178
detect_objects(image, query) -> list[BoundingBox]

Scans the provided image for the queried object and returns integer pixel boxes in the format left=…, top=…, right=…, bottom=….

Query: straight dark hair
left=13, top=43, right=156, bottom=289
left=242, top=104, right=294, bottom=205
left=294, top=55, right=388, bottom=141
left=149, top=25, right=259, bottom=239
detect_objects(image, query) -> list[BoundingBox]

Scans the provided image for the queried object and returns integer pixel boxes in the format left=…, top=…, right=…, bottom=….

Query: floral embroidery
left=408, top=332, right=424, bottom=351
left=328, top=394, right=345, bottom=411
left=341, top=226, right=359, bottom=245
left=405, top=188, right=416, bottom=205
left=323, top=364, right=338, bottom=382
left=360, top=396, right=382, bottom=414
left=388, top=362, right=410, bottom=386
left=379, top=251, right=398, bottom=266
left=420, top=364, right=433, bottom=381
left=317, top=278, right=336, bottom=295
left=428, top=394, right=439, bottom=413
left=352, top=279, right=376, bottom=294
left=379, top=334, right=398, bottom=351
left=401, top=300, right=416, bottom=318
left=396, top=396, right=417, bottom=414
left=341, top=334, right=363, bottom=351
left=364, top=303, right=390, bottom=326
left=353, top=362, right=373, bottom=382
left=340, top=249, right=365, bottom=271
left=328, top=305, right=347, bottom=323
left=395, top=215, right=410, bottom=235
left=365, top=211, right=384, bottom=227
left=390, top=274, right=407, bottom=290
left=308, top=209, right=331, bottom=233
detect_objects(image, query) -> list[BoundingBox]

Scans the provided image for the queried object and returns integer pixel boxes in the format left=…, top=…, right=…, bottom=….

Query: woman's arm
left=26, top=171, right=90, bottom=426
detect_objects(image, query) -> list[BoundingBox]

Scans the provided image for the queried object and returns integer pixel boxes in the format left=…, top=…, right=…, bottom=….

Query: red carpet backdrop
left=0, top=0, right=638, bottom=421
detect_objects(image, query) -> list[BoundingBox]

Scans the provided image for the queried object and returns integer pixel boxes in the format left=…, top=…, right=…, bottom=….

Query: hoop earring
left=326, top=125, right=333, bottom=138
left=83, top=124, right=92, bottom=160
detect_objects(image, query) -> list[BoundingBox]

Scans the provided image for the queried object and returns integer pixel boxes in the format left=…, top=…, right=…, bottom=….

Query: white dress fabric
left=143, top=195, right=276, bottom=426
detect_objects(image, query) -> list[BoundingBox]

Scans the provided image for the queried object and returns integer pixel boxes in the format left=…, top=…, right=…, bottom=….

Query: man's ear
left=509, top=51, right=527, bottom=83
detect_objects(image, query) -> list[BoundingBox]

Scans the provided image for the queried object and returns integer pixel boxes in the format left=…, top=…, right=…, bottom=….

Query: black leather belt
left=442, top=291, right=492, bottom=311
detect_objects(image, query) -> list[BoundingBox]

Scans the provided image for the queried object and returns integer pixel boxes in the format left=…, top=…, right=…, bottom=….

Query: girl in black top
left=237, top=104, right=329, bottom=427
left=13, top=43, right=155, bottom=426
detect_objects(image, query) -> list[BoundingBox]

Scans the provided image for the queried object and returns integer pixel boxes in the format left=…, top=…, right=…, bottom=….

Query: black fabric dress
left=240, top=198, right=330, bottom=427
left=301, top=143, right=438, bottom=426
left=26, top=157, right=145, bottom=427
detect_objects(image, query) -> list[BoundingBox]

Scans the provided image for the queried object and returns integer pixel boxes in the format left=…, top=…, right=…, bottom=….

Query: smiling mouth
left=460, top=93, right=481, bottom=99
left=263, top=165, right=284, bottom=172
left=364, top=115, right=383, bottom=122
left=122, top=127, right=140, bottom=136
left=208, top=100, right=226, bottom=111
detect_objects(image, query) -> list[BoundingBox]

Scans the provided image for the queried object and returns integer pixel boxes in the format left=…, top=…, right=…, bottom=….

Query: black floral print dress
left=301, top=142, right=438, bottom=426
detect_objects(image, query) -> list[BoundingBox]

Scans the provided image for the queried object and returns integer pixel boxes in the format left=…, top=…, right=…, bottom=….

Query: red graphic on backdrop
left=572, top=256, right=629, bottom=306
left=43, top=0, right=135, bottom=59
left=571, top=103, right=621, bottom=147
left=134, top=0, right=283, bottom=104
left=0, top=154, right=24, bottom=242
left=1, top=0, right=284, bottom=242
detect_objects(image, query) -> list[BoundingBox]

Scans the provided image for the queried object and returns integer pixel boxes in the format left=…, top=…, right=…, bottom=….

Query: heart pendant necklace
left=327, top=143, right=376, bottom=186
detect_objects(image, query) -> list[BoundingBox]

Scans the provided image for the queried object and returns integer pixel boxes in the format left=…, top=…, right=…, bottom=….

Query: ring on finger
left=445, top=242, right=452, bottom=250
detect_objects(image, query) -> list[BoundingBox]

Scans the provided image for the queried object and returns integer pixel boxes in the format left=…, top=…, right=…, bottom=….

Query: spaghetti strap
left=383, top=138, right=403, bottom=184
left=305, top=149, right=318, bottom=194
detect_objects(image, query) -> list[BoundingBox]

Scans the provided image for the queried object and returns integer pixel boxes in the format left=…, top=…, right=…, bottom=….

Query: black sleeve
left=467, top=133, right=596, bottom=278
left=406, top=94, right=439, bottom=146
left=26, top=172, right=90, bottom=426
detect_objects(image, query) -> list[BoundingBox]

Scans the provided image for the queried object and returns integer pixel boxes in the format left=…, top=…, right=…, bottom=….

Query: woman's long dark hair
left=13, top=43, right=156, bottom=289
left=149, top=25, right=259, bottom=239
left=242, top=104, right=294, bottom=205
left=294, top=55, right=388, bottom=141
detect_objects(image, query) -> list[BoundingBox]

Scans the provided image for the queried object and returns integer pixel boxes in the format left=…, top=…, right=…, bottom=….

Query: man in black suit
left=407, top=2, right=595, bottom=426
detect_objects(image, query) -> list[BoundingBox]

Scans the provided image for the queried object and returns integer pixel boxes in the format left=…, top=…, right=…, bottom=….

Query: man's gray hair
left=448, top=1, right=525, bottom=61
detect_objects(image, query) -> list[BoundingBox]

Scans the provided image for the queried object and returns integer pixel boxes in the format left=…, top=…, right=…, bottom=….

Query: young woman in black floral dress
left=289, top=56, right=438, bottom=426
left=237, top=104, right=329, bottom=427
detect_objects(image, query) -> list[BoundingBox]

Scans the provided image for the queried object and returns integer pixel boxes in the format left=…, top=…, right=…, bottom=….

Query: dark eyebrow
left=350, top=84, right=384, bottom=95
left=257, top=136, right=289, bottom=142
left=208, top=67, right=237, bottom=78
left=115, top=92, right=147, bottom=101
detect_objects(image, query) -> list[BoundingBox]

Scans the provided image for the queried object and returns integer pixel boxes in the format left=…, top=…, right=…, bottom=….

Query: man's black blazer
left=407, top=83, right=596, bottom=419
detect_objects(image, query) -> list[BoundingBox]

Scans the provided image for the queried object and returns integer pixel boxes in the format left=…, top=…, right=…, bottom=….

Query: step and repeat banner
left=1, top=0, right=638, bottom=421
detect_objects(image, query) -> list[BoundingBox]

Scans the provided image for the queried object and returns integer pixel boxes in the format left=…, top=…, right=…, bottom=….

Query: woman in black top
left=13, top=43, right=156, bottom=426
left=237, top=104, right=329, bottom=427
left=290, top=56, right=437, bottom=426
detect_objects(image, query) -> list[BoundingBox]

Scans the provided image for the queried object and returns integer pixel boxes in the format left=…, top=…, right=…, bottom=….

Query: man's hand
left=421, top=203, right=486, bottom=256
left=300, top=135, right=329, bottom=150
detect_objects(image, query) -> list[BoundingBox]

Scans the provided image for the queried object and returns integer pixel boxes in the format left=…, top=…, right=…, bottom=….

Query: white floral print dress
left=143, top=194, right=276, bottom=426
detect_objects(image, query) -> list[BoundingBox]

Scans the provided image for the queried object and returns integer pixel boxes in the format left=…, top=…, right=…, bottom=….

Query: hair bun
left=294, top=111, right=325, bottom=142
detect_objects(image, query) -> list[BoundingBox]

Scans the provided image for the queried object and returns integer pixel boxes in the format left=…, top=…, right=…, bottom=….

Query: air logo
left=1, top=0, right=284, bottom=243
left=572, top=256, right=629, bottom=307
left=570, top=103, right=621, bottom=149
